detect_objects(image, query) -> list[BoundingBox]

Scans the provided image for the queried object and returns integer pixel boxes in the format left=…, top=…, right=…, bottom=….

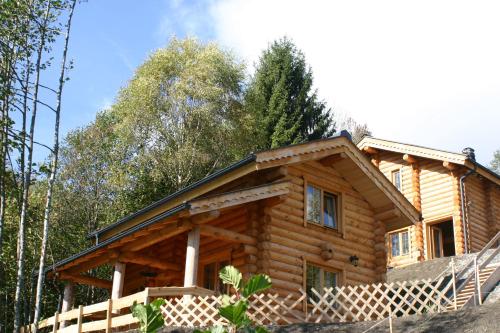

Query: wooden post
left=473, top=257, right=479, bottom=306
left=183, top=225, right=200, bottom=288
left=60, top=281, right=74, bottom=328
left=111, top=261, right=126, bottom=314
left=111, top=262, right=126, bottom=299
left=76, top=305, right=83, bottom=333
left=474, top=257, right=482, bottom=305
left=106, top=299, right=112, bottom=333
left=451, top=259, right=457, bottom=310
left=52, top=312, right=59, bottom=333
left=388, top=304, right=393, bottom=333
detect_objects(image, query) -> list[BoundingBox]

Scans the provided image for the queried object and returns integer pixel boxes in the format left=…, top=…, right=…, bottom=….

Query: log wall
left=464, top=175, right=498, bottom=252
left=374, top=150, right=499, bottom=265
left=255, top=161, right=384, bottom=301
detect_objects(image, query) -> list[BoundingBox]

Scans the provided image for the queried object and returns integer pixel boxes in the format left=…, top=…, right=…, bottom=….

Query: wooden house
left=46, top=131, right=420, bottom=312
left=358, top=137, right=500, bottom=268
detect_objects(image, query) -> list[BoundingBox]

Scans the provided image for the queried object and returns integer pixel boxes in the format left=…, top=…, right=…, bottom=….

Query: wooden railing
left=454, top=231, right=500, bottom=301
left=25, top=278, right=457, bottom=332
left=21, top=286, right=214, bottom=333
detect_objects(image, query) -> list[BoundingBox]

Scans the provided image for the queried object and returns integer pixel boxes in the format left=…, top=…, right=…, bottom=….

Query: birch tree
left=32, top=1, right=77, bottom=330
left=14, top=1, right=52, bottom=331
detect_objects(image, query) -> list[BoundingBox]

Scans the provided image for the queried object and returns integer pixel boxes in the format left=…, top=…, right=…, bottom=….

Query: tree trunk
left=32, top=1, right=77, bottom=331
left=13, top=2, right=52, bottom=331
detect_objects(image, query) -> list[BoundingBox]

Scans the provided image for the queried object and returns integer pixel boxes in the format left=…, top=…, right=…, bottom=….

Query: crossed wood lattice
left=159, top=277, right=454, bottom=328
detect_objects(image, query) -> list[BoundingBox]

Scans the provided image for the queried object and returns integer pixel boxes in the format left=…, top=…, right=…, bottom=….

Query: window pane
left=323, top=193, right=337, bottom=229
left=203, top=263, right=216, bottom=291
left=392, top=170, right=401, bottom=191
left=306, top=265, right=321, bottom=301
left=391, top=233, right=400, bottom=257
left=401, top=231, right=409, bottom=255
left=323, top=271, right=337, bottom=290
left=307, top=185, right=321, bottom=224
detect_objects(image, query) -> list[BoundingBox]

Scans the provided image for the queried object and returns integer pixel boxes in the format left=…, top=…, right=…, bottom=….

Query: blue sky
left=33, top=0, right=500, bottom=165
left=35, top=0, right=216, bottom=162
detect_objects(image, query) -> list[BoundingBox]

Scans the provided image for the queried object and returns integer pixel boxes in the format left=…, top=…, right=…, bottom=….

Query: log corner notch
left=403, top=154, right=424, bottom=261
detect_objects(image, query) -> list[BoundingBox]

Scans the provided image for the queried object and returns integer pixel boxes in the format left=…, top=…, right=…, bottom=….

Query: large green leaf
left=218, top=300, right=248, bottom=327
left=131, top=300, right=166, bottom=333
left=149, top=298, right=166, bottom=312
left=219, top=265, right=242, bottom=291
left=242, top=274, right=272, bottom=298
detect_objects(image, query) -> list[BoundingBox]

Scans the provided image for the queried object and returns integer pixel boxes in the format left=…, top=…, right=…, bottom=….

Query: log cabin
left=358, top=136, right=500, bottom=268
left=46, top=131, right=421, bottom=312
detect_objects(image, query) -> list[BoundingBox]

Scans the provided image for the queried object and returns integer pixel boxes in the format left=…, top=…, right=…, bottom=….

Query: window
left=391, top=169, right=402, bottom=191
left=202, top=260, right=230, bottom=293
left=390, top=230, right=410, bottom=257
left=306, top=264, right=339, bottom=302
left=306, top=184, right=340, bottom=229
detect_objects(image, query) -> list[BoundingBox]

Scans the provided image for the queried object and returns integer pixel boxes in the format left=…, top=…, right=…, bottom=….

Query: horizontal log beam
left=122, top=220, right=192, bottom=252
left=403, top=154, right=417, bottom=164
left=65, top=252, right=111, bottom=275
left=374, top=208, right=401, bottom=221
left=319, top=153, right=347, bottom=166
left=443, top=161, right=456, bottom=170
left=363, top=146, right=378, bottom=154
left=59, top=273, right=112, bottom=289
left=119, top=252, right=181, bottom=271
left=199, top=225, right=257, bottom=245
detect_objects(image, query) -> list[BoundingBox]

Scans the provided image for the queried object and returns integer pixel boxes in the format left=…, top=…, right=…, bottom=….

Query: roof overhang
left=358, top=136, right=500, bottom=186
left=47, top=181, right=291, bottom=275
left=255, top=136, right=421, bottom=231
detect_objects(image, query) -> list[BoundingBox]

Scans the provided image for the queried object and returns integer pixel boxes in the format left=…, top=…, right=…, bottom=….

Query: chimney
left=462, top=147, right=475, bottom=161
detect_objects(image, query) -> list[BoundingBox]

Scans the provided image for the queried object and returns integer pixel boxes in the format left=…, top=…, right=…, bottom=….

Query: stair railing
left=454, top=231, right=500, bottom=303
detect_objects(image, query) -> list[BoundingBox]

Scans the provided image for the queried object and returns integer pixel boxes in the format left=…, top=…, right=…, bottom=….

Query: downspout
left=459, top=147, right=477, bottom=254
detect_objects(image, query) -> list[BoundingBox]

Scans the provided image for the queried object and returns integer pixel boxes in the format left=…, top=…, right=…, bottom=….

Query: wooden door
left=430, top=226, right=443, bottom=259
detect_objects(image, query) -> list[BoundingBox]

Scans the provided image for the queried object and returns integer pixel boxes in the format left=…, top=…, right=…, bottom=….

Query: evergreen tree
left=246, top=38, right=334, bottom=149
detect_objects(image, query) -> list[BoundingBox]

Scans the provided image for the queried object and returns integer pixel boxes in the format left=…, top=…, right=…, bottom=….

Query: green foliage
left=57, top=38, right=254, bottom=231
left=131, top=298, right=166, bottom=333
left=245, top=37, right=335, bottom=149
left=196, top=266, right=272, bottom=333
left=219, top=265, right=243, bottom=292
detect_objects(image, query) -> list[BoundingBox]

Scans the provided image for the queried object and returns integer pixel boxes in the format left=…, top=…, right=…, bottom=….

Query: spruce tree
left=246, top=38, right=334, bottom=149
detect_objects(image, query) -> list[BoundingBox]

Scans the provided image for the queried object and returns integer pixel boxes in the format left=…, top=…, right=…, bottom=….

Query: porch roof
left=46, top=181, right=290, bottom=276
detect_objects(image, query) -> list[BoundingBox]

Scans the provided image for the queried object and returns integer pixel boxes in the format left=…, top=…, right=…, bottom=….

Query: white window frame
left=304, top=180, right=343, bottom=232
left=391, top=168, right=403, bottom=192
left=389, top=228, right=411, bottom=258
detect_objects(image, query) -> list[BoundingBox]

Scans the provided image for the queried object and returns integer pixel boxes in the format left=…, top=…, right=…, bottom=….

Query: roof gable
left=95, top=132, right=420, bottom=240
left=358, top=136, right=500, bottom=186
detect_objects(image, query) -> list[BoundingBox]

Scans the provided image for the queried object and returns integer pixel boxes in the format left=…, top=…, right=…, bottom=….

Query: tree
left=335, top=113, right=371, bottom=144
left=490, top=149, right=500, bottom=174
left=57, top=37, right=253, bottom=230
left=245, top=37, right=334, bottom=149
left=33, top=1, right=77, bottom=330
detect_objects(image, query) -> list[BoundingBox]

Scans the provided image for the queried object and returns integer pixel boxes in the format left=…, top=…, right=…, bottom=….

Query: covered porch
left=47, top=180, right=290, bottom=317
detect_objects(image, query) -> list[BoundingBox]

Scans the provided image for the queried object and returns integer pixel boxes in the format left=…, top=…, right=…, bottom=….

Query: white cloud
left=209, top=0, right=500, bottom=165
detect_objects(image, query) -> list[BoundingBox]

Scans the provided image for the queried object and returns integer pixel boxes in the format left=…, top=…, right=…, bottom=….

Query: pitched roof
left=358, top=136, right=500, bottom=185
left=92, top=131, right=419, bottom=242
left=47, top=131, right=422, bottom=274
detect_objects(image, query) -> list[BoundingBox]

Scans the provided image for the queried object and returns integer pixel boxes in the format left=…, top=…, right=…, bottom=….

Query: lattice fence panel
left=158, top=277, right=455, bottom=327
left=160, top=293, right=305, bottom=328
left=307, top=277, right=455, bottom=323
